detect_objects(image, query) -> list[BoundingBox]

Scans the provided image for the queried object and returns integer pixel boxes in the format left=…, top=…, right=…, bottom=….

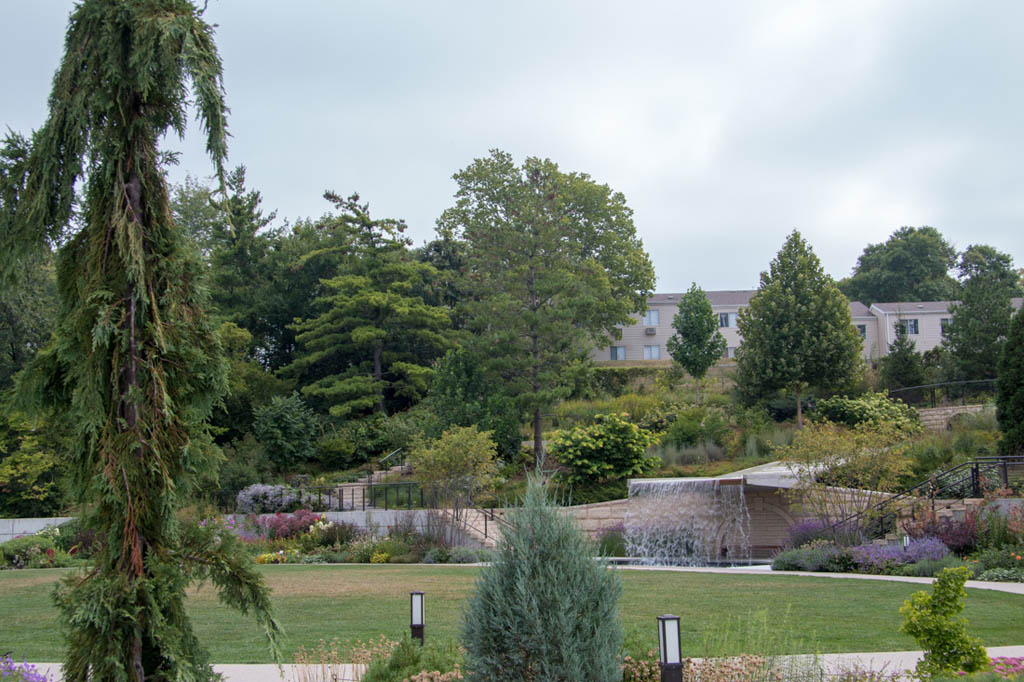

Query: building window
left=898, top=319, right=919, bottom=335
left=610, top=346, right=626, bottom=361
left=643, top=345, right=660, bottom=360
left=718, top=312, right=737, bottom=328
left=941, top=318, right=951, bottom=337
left=856, top=324, right=866, bottom=338
left=642, top=309, right=659, bottom=326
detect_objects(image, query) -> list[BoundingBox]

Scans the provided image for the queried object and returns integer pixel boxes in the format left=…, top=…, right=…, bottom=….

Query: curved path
left=27, top=565, right=1024, bottom=681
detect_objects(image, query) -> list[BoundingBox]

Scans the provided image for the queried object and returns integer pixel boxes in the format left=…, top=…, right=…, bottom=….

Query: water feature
left=624, top=478, right=751, bottom=566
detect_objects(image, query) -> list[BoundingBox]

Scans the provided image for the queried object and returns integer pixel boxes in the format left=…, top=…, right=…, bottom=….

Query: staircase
left=834, top=455, right=1024, bottom=537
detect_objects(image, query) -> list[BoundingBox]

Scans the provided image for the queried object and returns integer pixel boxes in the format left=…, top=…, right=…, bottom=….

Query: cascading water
left=624, top=478, right=751, bottom=566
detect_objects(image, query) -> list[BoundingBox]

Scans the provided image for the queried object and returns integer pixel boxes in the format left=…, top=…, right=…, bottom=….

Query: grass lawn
left=3, top=565, right=1023, bottom=663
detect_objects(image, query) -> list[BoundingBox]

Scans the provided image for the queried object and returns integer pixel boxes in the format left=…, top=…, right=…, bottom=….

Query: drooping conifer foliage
left=0, top=1, right=280, bottom=679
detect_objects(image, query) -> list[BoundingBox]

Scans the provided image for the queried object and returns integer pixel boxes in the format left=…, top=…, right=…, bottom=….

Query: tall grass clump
left=461, top=477, right=623, bottom=681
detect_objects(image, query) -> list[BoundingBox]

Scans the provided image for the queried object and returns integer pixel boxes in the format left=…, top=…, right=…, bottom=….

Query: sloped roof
left=649, top=290, right=756, bottom=307
left=849, top=301, right=872, bottom=318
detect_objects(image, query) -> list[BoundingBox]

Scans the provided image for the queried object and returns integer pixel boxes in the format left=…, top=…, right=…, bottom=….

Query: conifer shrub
left=461, top=478, right=623, bottom=681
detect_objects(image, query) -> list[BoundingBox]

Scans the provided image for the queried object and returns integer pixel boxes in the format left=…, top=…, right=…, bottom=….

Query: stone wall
left=917, top=404, right=992, bottom=431
left=559, top=499, right=629, bottom=536
left=0, top=516, right=74, bottom=544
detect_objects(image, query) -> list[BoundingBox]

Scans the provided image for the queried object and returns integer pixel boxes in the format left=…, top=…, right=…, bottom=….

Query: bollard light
left=410, top=591, right=425, bottom=644
left=903, top=534, right=910, bottom=552
left=657, top=615, right=682, bottom=682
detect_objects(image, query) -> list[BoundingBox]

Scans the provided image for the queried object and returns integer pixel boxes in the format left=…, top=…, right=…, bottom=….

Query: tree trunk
left=533, top=407, right=543, bottom=470
left=695, top=377, right=701, bottom=405
left=373, top=341, right=386, bottom=415
left=795, top=385, right=803, bottom=428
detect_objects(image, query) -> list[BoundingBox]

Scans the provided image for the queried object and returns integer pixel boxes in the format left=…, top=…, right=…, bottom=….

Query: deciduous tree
left=666, top=283, right=726, bottom=404
left=736, top=231, right=862, bottom=427
left=438, top=150, right=655, bottom=466
left=839, top=226, right=958, bottom=305
left=944, top=245, right=1018, bottom=381
left=0, top=2, right=279, bottom=678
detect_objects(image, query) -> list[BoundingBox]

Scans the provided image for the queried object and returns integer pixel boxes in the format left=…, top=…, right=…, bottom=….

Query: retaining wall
left=917, top=404, right=992, bottom=431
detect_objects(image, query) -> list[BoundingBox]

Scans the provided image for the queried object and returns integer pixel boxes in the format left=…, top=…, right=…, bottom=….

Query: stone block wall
left=917, top=404, right=992, bottom=431
left=559, top=499, right=629, bottom=536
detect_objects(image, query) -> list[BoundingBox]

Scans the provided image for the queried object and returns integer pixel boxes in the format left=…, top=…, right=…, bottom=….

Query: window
left=718, top=312, right=737, bottom=328
left=856, top=324, right=866, bottom=338
left=642, top=309, right=659, bottom=326
left=643, top=345, right=660, bottom=360
left=941, top=318, right=951, bottom=337
left=898, top=319, right=919, bottom=335
left=609, top=346, right=626, bottom=361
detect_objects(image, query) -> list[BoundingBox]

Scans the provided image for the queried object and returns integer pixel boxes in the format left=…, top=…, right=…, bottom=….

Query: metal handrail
left=378, top=448, right=404, bottom=468
left=832, top=455, right=1024, bottom=535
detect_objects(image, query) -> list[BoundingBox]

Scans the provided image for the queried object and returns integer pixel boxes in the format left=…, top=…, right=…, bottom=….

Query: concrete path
left=23, top=569, right=1024, bottom=681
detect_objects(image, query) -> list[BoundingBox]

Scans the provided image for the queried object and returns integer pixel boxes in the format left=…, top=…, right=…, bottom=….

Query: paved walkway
left=24, top=569, right=1024, bottom=681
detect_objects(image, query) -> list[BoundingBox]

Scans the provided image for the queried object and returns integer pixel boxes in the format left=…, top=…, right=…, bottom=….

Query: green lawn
left=3, top=565, right=1023, bottom=663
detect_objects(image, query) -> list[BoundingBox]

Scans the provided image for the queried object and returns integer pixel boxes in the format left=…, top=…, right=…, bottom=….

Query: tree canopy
left=666, top=283, right=726, bottom=403
left=839, top=226, right=958, bottom=305
left=0, top=1, right=279, bottom=678
left=437, top=150, right=655, bottom=465
left=737, top=231, right=862, bottom=426
left=997, top=307, right=1024, bottom=456
left=944, top=244, right=1019, bottom=381
left=284, top=192, right=450, bottom=418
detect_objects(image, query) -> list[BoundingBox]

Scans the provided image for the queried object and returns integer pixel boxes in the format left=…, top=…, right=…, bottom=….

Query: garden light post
left=657, top=615, right=683, bottom=682
left=903, top=534, right=910, bottom=552
left=411, top=591, right=425, bottom=644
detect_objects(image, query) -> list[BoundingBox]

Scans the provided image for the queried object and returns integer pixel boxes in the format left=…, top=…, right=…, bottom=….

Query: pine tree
left=0, top=2, right=279, bottom=679
left=880, top=327, right=926, bottom=398
left=997, top=308, right=1024, bottom=456
left=667, top=283, right=727, bottom=404
left=283, top=192, right=450, bottom=418
left=736, top=231, right=862, bottom=427
left=461, top=478, right=623, bottom=681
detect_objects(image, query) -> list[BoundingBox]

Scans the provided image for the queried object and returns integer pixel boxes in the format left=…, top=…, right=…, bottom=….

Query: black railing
left=888, top=379, right=996, bottom=407
left=833, top=455, right=1024, bottom=538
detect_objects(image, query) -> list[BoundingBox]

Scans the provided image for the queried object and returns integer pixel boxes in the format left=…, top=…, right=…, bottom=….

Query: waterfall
left=624, top=478, right=751, bottom=566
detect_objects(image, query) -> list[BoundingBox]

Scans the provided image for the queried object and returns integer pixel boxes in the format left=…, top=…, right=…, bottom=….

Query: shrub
left=970, top=546, right=1024, bottom=573
left=549, top=413, right=659, bottom=485
left=899, top=566, right=988, bottom=678
left=771, top=544, right=852, bottom=572
left=897, top=555, right=969, bottom=578
left=848, top=537, right=950, bottom=574
left=236, top=484, right=299, bottom=513
left=55, top=518, right=100, bottom=558
left=461, top=478, right=623, bottom=681
left=422, top=547, right=450, bottom=564
left=252, top=393, right=320, bottom=470
left=977, top=567, right=1024, bottom=582
left=904, top=514, right=978, bottom=556
left=360, top=637, right=463, bottom=682
left=814, top=392, right=921, bottom=432
left=596, top=523, right=627, bottom=558
left=255, top=509, right=323, bottom=539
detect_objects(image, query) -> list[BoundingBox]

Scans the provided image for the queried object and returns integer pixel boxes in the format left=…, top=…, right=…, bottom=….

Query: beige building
left=593, top=291, right=1023, bottom=365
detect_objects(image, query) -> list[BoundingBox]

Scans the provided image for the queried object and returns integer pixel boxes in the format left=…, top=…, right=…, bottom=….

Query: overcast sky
left=3, top=1, right=1022, bottom=293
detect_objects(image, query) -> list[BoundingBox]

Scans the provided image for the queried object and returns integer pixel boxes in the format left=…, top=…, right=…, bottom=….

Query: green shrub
left=895, top=556, right=969, bottom=577
left=969, top=545, right=1024, bottom=573
left=899, top=566, right=988, bottom=677
left=360, top=637, right=463, bottom=682
left=461, top=478, right=623, bottom=681
left=562, top=479, right=628, bottom=505
left=815, top=392, right=920, bottom=432
left=976, top=567, right=1024, bottom=582
left=549, top=413, right=658, bottom=485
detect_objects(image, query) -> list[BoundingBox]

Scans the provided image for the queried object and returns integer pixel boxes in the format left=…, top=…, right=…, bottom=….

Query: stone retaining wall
left=559, top=499, right=629, bottom=536
left=917, top=404, right=992, bottom=431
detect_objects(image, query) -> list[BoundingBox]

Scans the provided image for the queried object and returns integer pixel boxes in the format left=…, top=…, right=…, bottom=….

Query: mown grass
left=3, top=565, right=1023, bottom=663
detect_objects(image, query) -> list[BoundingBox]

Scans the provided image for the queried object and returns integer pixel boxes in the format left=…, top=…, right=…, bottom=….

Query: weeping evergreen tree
left=0, top=2, right=280, bottom=680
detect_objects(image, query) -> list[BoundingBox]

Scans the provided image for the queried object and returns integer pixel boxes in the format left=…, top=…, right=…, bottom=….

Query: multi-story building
left=593, top=291, right=1023, bottom=365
